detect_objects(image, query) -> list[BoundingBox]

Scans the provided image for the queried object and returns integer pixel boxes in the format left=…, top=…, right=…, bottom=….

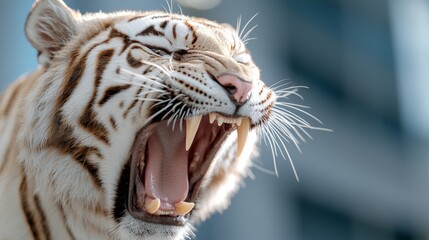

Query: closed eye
left=147, top=45, right=171, bottom=57
left=234, top=53, right=251, bottom=65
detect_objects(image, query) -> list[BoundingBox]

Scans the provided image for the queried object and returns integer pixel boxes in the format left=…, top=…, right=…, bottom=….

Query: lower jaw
left=125, top=120, right=235, bottom=226
left=129, top=205, right=188, bottom=226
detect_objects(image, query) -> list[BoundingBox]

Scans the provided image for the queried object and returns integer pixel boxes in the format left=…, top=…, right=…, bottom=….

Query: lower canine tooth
left=174, top=201, right=195, bottom=216
left=145, top=197, right=161, bottom=214
left=236, top=117, right=250, bottom=158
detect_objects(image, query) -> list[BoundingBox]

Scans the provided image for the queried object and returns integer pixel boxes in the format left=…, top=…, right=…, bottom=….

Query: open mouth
left=127, top=113, right=251, bottom=226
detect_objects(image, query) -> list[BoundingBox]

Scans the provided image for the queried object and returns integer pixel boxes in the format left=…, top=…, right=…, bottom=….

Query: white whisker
left=135, top=98, right=165, bottom=102
left=252, top=163, right=278, bottom=176
left=236, top=15, right=242, bottom=36
left=242, top=25, right=258, bottom=43
left=255, top=82, right=332, bottom=180
left=274, top=102, right=324, bottom=125
left=161, top=4, right=168, bottom=13
left=239, top=13, right=259, bottom=40
left=243, top=37, right=258, bottom=45
left=120, top=68, right=167, bottom=88
left=141, top=60, right=172, bottom=78
left=177, top=2, right=183, bottom=15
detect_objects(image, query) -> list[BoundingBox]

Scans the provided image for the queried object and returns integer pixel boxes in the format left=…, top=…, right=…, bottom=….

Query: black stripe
left=113, top=160, right=131, bottom=222
left=137, top=25, right=164, bottom=37
left=185, top=22, right=198, bottom=45
left=34, top=194, right=52, bottom=240
left=127, top=50, right=144, bottom=68
left=160, top=20, right=168, bottom=29
left=72, top=147, right=103, bottom=188
left=123, top=87, right=142, bottom=118
left=20, top=176, right=40, bottom=240
left=109, top=28, right=140, bottom=55
left=58, top=203, right=76, bottom=240
left=172, top=23, right=177, bottom=39
left=98, top=85, right=131, bottom=106
left=109, top=116, right=117, bottom=130
left=79, top=49, right=115, bottom=145
left=128, top=15, right=146, bottom=22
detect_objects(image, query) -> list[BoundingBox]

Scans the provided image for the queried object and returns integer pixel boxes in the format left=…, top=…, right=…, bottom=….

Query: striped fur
left=0, top=0, right=279, bottom=239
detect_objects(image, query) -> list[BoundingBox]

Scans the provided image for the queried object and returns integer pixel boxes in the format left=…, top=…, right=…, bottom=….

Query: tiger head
left=19, top=0, right=311, bottom=239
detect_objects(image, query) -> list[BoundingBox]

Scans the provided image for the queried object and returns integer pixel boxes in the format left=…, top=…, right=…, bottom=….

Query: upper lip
left=126, top=113, right=251, bottom=226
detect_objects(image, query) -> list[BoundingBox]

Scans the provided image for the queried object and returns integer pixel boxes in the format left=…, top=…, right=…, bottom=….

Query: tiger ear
left=25, top=0, right=78, bottom=65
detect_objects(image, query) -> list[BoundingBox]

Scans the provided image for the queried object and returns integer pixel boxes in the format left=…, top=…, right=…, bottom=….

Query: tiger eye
left=173, top=49, right=188, bottom=60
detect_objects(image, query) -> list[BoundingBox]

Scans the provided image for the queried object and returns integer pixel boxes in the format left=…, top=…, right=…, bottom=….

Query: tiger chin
left=0, top=0, right=304, bottom=239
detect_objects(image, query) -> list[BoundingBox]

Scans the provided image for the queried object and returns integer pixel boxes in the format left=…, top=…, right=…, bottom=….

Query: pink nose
left=217, top=74, right=253, bottom=104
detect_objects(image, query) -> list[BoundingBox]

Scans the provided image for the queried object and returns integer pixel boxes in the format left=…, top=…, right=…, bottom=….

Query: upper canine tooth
left=217, top=117, right=224, bottom=126
left=174, top=201, right=195, bottom=216
left=186, top=115, right=202, bottom=151
left=145, top=197, right=161, bottom=215
left=236, top=117, right=250, bottom=158
left=209, top=113, right=216, bottom=124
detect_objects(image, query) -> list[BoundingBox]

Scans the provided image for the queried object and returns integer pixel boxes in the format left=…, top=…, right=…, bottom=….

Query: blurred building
left=1, top=0, right=428, bottom=239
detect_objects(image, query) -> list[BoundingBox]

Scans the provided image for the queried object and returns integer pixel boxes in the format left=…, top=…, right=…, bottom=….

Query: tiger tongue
left=144, top=122, right=189, bottom=211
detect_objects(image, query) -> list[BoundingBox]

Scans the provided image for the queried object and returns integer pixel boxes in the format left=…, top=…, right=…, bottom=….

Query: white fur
left=0, top=0, right=276, bottom=239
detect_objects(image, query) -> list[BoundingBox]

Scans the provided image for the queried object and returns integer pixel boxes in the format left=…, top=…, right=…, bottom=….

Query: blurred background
left=1, top=0, right=429, bottom=239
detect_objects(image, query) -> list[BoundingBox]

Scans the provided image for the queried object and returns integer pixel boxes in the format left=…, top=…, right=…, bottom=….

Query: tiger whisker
left=161, top=5, right=168, bottom=13
left=161, top=95, right=186, bottom=121
left=268, top=79, right=292, bottom=90
left=242, top=25, right=258, bottom=44
left=255, top=83, right=332, bottom=180
left=243, top=37, right=257, bottom=45
left=166, top=102, right=185, bottom=128
left=252, top=163, right=278, bottom=176
left=135, top=98, right=165, bottom=102
left=274, top=102, right=324, bottom=125
left=143, top=102, right=173, bottom=126
left=238, top=13, right=259, bottom=41
left=236, top=15, right=242, bottom=36
left=269, top=115, right=301, bottom=149
left=149, top=98, right=171, bottom=109
left=263, top=118, right=300, bottom=180
left=260, top=125, right=280, bottom=177
left=167, top=103, right=183, bottom=130
left=272, top=107, right=312, bottom=128
left=162, top=0, right=173, bottom=14
left=272, top=105, right=321, bottom=142
left=137, top=91, right=169, bottom=98
left=141, top=60, right=172, bottom=78
left=115, top=81, right=164, bottom=94
left=120, top=68, right=167, bottom=88
left=177, top=2, right=183, bottom=15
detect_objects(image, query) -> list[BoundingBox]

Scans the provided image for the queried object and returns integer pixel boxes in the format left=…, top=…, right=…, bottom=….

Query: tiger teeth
left=174, top=201, right=195, bottom=216
left=236, top=118, right=242, bottom=126
left=187, top=114, right=249, bottom=157
left=217, top=117, right=224, bottom=126
left=185, top=115, right=202, bottom=151
left=145, top=197, right=161, bottom=215
left=236, top=117, right=250, bottom=159
left=209, top=113, right=216, bottom=124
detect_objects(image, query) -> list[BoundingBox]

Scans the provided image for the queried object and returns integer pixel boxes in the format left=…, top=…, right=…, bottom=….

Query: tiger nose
left=217, top=74, right=253, bottom=105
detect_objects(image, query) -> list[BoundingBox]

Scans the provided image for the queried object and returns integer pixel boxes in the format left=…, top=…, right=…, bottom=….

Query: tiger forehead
left=115, top=13, right=241, bottom=51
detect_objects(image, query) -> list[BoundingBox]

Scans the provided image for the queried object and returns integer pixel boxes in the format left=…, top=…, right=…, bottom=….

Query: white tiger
left=0, top=0, right=320, bottom=239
